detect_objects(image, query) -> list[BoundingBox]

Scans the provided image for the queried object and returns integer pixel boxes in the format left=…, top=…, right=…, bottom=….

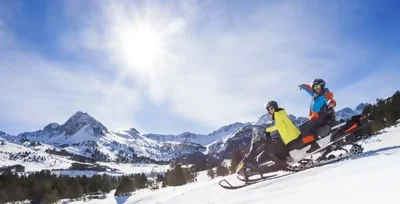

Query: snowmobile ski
left=218, top=174, right=284, bottom=190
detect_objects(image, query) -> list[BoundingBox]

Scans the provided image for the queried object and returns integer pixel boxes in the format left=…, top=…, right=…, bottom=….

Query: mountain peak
left=355, top=103, right=370, bottom=113
left=69, top=111, right=91, bottom=121
left=63, top=111, right=109, bottom=137
left=335, top=104, right=368, bottom=121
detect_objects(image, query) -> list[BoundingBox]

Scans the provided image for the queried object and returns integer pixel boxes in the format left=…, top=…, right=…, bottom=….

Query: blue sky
left=1, top=0, right=400, bottom=136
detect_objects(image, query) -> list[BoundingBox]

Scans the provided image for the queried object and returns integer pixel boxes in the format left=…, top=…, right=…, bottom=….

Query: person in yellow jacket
left=265, top=101, right=300, bottom=145
left=265, top=100, right=302, bottom=162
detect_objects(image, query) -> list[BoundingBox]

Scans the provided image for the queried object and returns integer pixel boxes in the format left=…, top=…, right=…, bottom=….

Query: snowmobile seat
left=286, top=125, right=330, bottom=151
left=315, top=125, right=331, bottom=139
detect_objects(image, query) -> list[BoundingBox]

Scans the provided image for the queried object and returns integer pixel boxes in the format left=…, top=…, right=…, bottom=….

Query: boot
left=306, top=141, right=320, bottom=154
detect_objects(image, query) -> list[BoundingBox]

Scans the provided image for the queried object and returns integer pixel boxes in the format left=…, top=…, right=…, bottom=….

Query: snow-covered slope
left=0, top=136, right=171, bottom=177
left=70, top=123, right=400, bottom=204
left=0, top=138, right=74, bottom=171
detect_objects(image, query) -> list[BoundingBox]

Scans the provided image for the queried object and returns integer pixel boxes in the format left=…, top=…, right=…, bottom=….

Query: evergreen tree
left=165, top=169, right=174, bottom=186
left=52, top=177, right=67, bottom=198
left=0, top=170, right=125, bottom=203
left=115, top=176, right=135, bottom=196
left=361, top=90, right=400, bottom=134
left=42, top=188, right=60, bottom=204
left=139, top=173, right=148, bottom=189
left=0, top=187, right=8, bottom=204
left=101, top=178, right=112, bottom=193
left=132, top=174, right=141, bottom=189
left=216, top=164, right=230, bottom=177
left=68, top=179, right=83, bottom=199
left=173, top=164, right=187, bottom=186
left=182, top=168, right=194, bottom=183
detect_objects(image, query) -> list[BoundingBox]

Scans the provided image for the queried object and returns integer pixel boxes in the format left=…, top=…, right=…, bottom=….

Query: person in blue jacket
left=299, top=78, right=336, bottom=153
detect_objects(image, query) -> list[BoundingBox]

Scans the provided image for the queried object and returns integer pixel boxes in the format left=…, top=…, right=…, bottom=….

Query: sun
left=106, top=4, right=185, bottom=80
left=118, top=24, right=162, bottom=71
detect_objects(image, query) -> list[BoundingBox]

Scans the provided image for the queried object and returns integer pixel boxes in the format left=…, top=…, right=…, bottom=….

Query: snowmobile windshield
left=251, top=127, right=266, bottom=143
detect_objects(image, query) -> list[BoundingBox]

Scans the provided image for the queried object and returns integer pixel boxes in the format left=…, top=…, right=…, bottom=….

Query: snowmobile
left=219, top=113, right=372, bottom=189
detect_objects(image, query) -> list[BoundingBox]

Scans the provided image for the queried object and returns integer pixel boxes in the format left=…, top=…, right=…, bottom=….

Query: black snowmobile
left=219, top=113, right=372, bottom=189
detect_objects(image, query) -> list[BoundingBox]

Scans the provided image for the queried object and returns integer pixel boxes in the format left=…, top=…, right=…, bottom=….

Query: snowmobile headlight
left=236, top=162, right=244, bottom=173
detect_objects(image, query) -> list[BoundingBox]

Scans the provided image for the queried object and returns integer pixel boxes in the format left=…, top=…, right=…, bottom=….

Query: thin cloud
left=1, top=0, right=399, bottom=135
left=0, top=48, right=142, bottom=134
left=61, top=0, right=379, bottom=128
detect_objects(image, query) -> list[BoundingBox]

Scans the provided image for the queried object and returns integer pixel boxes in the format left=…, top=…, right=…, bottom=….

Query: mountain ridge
left=0, top=103, right=367, bottom=163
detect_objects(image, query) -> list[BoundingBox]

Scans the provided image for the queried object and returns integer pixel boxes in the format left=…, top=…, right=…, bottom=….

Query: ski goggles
left=313, top=85, right=321, bottom=89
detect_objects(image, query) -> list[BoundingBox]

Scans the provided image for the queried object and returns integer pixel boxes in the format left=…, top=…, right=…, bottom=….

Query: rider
left=264, top=101, right=302, bottom=162
left=244, top=101, right=301, bottom=164
left=299, top=78, right=336, bottom=153
left=264, top=101, right=300, bottom=146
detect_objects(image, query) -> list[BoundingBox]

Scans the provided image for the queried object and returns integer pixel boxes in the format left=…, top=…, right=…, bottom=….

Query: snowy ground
left=51, top=163, right=171, bottom=177
left=0, top=138, right=170, bottom=176
left=70, top=123, right=400, bottom=204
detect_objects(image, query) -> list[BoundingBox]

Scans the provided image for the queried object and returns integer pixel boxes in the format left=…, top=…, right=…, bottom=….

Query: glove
left=298, top=85, right=302, bottom=90
left=264, top=132, right=275, bottom=143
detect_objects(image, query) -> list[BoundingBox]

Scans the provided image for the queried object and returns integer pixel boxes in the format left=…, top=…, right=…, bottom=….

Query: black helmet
left=265, top=100, right=278, bottom=110
left=311, top=78, right=325, bottom=90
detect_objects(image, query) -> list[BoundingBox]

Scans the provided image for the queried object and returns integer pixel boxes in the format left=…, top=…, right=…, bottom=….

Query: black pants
left=300, top=110, right=329, bottom=141
left=247, top=139, right=291, bottom=162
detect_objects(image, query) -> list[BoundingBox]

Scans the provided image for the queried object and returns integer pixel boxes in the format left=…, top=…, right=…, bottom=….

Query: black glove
left=264, top=132, right=275, bottom=143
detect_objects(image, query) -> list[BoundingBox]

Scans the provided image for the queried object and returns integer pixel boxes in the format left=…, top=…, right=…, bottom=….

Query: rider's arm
left=299, top=84, right=314, bottom=97
left=265, top=114, right=284, bottom=132
left=324, top=90, right=336, bottom=107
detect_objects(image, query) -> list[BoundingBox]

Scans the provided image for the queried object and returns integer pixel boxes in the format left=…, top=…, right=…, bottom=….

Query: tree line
left=0, top=169, right=164, bottom=204
left=362, top=90, right=400, bottom=134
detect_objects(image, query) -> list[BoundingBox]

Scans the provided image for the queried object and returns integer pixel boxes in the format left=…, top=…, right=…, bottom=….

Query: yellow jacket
left=265, top=109, right=300, bottom=145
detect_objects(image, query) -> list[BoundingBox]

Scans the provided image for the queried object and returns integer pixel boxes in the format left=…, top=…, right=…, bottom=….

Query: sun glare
left=118, top=24, right=163, bottom=75
left=109, top=6, right=185, bottom=80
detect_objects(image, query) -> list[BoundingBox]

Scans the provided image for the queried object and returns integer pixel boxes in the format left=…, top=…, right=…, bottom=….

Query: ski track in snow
left=69, top=123, right=400, bottom=204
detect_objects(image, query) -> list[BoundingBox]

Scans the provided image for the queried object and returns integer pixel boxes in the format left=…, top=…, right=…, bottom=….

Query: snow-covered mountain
left=335, top=103, right=370, bottom=121
left=1, top=111, right=206, bottom=163
left=0, top=103, right=368, bottom=166
left=145, top=122, right=249, bottom=147
left=17, top=111, right=109, bottom=144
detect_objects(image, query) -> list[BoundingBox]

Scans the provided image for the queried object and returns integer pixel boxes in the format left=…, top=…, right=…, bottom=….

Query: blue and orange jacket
left=299, top=84, right=336, bottom=116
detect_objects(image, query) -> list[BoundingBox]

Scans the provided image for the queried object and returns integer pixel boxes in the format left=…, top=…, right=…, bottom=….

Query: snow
left=0, top=136, right=171, bottom=177
left=252, top=113, right=272, bottom=126
left=68, top=123, right=400, bottom=204
left=145, top=122, right=248, bottom=149
left=97, top=162, right=170, bottom=175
